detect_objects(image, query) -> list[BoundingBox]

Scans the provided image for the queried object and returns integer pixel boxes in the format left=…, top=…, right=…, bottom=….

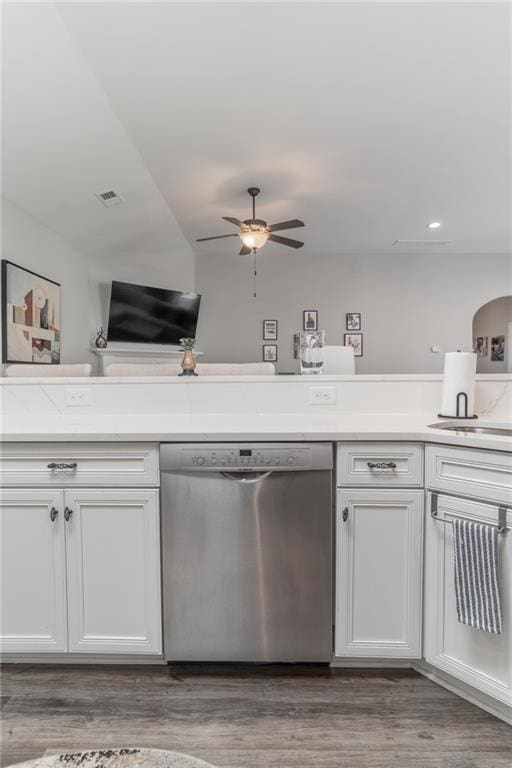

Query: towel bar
left=430, top=491, right=508, bottom=534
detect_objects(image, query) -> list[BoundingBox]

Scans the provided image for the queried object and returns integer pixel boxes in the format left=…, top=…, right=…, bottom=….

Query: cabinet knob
left=64, top=506, right=73, bottom=522
left=49, top=507, right=58, bottom=522
left=342, top=507, right=349, bottom=522
left=367, top=461, right=397, bottom=470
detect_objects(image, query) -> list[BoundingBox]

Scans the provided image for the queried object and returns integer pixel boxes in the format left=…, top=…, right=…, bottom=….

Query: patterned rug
left=9, top=749, right=216, bottom=768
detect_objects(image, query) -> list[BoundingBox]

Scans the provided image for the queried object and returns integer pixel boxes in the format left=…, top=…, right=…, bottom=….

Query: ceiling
left=2, top=1, right=511, bottom=259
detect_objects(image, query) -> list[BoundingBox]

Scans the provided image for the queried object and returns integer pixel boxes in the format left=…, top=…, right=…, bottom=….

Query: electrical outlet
left=65, top=388, right=92, bottom=407
left=309, top=386, right=337, bottom=405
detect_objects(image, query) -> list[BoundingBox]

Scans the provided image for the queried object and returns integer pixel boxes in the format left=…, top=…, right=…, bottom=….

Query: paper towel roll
left=440, top=352, right=477, bottom=417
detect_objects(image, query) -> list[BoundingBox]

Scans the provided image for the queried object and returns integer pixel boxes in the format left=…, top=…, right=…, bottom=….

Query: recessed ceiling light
left=427, top=221, right=441, bottom=229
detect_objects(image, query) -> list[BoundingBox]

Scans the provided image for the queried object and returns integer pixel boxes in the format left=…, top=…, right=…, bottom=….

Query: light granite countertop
left=1, top=412, right=511, bottom=452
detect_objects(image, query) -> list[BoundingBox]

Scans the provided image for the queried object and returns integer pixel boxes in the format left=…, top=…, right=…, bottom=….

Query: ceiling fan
left=196, top=187, right=305, bottom=255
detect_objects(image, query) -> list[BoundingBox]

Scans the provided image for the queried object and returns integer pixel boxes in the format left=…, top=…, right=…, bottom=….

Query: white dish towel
left=453, top=518, right=502, bottom=634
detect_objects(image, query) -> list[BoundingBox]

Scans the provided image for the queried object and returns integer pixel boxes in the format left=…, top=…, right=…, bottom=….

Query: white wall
left=1, top=197, right=100, bottom=367
left=1, top=198, right=197, bottom=371
left=196, top=251, right=512, bottom=373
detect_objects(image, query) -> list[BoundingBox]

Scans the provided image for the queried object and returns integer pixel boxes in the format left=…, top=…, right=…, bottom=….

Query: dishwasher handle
left=220, top=471, right=273, bottom=484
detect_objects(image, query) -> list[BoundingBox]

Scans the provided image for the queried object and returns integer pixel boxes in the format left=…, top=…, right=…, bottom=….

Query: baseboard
left=330, top=658, right=414, bottom=668
left=0, top=653, right=166, bottom=665
left=413, top=660, right=512, bottom=725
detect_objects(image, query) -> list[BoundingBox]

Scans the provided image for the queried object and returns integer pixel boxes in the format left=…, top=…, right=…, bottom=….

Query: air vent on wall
left=95, top=189, right=123, bottom=207
left=393, top=239, right=452, bottom=247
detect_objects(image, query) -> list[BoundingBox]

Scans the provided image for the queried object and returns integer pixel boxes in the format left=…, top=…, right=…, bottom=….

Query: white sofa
left=4, top=363, right=92, bottom=377
left=104, top=362, right=276, bottom=376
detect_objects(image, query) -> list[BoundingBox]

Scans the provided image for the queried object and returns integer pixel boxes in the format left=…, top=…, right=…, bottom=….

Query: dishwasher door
left=161, top=466, right=332, bottom=662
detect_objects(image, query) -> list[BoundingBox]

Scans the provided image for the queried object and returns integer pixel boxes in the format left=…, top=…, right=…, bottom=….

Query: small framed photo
left=344, top=333, right=363, bottom=357
left=473, top=336, right=488, bottom=357
left=303, top=310, right=318, bottom=331
left=346, top=312, right=361, bottom=331
left=263, top=319, right=278, bottom=340
left=263, top=344, right=278, bottom=362
left=491, top=335, right=505, bottom=362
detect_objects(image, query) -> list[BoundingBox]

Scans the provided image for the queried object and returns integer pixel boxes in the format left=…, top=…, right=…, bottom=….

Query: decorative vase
left=180, top=348, right=197, bottom=376
left=94, top=327, right=107, bottom=349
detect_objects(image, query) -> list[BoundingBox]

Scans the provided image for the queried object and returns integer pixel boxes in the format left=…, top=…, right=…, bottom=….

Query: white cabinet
left=335, top=489, right=424, bottom=658
left=0, top=489, right=68, bottom=652
left=65, top=489, right=161, bottom=654
left=424, top=492, right=512, bottom=705
left=0, top=486, right=162, bottom=656
left=337, top=442, right=423, bottom=487
left=425, top=445, right=512, bottom=505
left=0, top=442, right=159, bottom=488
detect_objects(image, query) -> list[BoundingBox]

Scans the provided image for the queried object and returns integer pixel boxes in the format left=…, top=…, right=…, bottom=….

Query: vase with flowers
left=179, top=338, right=198, bottom=376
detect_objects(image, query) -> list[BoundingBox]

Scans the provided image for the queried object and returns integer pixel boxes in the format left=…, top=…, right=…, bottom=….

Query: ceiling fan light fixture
left=239, top=229, right=269, bottom=250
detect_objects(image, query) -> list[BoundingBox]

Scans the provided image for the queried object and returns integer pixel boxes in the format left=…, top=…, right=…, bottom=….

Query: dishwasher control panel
left=179, top=446, right=312, bottom=471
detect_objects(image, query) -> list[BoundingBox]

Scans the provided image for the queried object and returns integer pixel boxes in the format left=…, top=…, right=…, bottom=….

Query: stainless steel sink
left=428, top=421, right=512, bottom=437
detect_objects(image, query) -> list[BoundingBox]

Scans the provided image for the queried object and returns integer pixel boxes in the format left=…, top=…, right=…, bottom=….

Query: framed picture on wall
left=263, top=344, right=278, bottom=362
left=491, top=335, right=505, bottom=362
left=473, top=336, right=488, bottom=357
left=263, top=319, right=278, bottom=340
left=303, top=310, right=318, bottom=331
left=1, top=260, right=61, bottom=364
left=344, top=333, right=363, bottom=357
left=346, top=312, right=361, bottom=331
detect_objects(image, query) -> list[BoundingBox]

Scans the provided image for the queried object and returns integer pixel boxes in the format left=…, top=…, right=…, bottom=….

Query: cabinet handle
left=64, top=506, right=73, bottom=522
left=367, top=461, right=397, bottom=470
left=342, top=507, right=349, bottom=522
left=49, top=507, right=58, bottom=522
left=47, top=462, right=78, bottom=470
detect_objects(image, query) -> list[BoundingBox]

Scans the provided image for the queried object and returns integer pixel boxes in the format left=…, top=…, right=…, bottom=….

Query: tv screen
left=107, top=281, right=201, bottom=345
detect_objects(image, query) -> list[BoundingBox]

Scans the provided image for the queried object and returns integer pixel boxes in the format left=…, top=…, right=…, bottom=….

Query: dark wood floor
left=1, top=664, right=511, bottom=767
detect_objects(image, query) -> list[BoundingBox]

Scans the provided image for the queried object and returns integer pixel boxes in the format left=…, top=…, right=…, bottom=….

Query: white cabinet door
left=424, top=493, right=511, bottom=705
left=64, top=489, right=162, bottom=654
left=335, top=489, right=424, bottom=658
left=0, top=489, right=67, bottom=652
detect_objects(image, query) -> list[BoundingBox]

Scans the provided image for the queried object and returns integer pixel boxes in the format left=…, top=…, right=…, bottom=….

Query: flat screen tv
left=107, top=281, right=201, bottom=345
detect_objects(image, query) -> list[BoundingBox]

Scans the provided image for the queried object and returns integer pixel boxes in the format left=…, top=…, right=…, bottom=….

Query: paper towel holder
left=438, top=391, right=478, bottom=420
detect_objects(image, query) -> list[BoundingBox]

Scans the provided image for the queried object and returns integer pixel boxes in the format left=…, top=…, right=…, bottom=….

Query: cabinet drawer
left=0, top=443, right=159, bottom=487
left=337, top=442, right=423, bottom=487
left=426, top=445, right=512, bottom=505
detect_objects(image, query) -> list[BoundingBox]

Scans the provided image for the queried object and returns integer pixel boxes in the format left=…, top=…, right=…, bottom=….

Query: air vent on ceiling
left=393, top=239, right=452, bottom=247
left=95, top=189, right=123, bottom=207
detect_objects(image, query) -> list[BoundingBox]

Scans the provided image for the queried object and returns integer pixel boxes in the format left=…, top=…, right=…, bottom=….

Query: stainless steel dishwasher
left=160, top=442, right=333, bottom=662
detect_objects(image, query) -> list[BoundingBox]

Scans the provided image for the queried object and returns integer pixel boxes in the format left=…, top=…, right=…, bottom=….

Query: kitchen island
left=1, top=374, right=511, bottom=724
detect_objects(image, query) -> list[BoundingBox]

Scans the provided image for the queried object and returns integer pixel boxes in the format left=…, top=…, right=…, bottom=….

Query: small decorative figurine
left=94, top=327, right=107, bottom=348
left=179, top=337, right=197, bottom=376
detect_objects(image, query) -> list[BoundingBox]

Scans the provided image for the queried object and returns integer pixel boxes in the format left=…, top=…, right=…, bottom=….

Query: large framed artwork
left=1, top=260, right=61, bottom=364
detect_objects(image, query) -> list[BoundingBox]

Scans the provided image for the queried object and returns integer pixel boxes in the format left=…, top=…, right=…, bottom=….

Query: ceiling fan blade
left=268, top=219, right=305, bottom=233
left=239, top=245, right=252, bottom=255
left=222, top=216, right=243, bottom=227
left=196, top=234, right=239, bottom=242
left=268, top=233, right=304, bottom=249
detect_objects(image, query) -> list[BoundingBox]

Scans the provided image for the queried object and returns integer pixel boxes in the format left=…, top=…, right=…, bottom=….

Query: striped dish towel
left=453, top=518, right=502, bottom=634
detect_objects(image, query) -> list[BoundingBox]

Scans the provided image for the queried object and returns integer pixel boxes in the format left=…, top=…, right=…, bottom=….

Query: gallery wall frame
left=263, top=344, right=278, bottom=362
left=346, top=312, right=361, bottom=331
left=344, top=332, right=363, bottom=357
left=263, top=319, right=278, bottom=340
left=303, top=310, right=318, bottom=331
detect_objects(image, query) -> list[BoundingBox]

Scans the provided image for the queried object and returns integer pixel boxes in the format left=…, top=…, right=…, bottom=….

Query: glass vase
left=299, top=330, right=325, bottom=375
